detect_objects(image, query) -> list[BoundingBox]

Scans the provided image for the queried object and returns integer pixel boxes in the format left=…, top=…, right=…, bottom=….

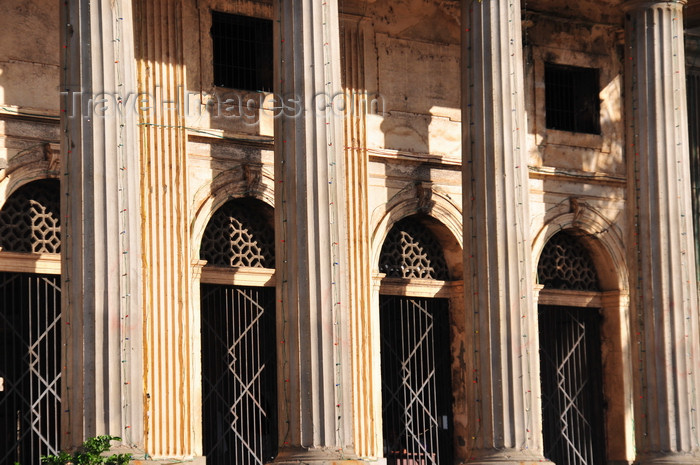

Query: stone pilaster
left=133, top=0, right=194, bottom=458
left=61, top=0, right=143, bottom=450
left=625, top=1, right=700, bottom=462
left=461, top=0, right=548, bottom=462
left=341, top=18, right=382, bottom=460
left=273, top=0, right=355, bottom=462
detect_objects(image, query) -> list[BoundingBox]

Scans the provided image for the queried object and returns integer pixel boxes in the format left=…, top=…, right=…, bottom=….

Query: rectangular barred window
left=211, top=11, right=273, bottom=92
left=545, top=63, right=600, bottom=134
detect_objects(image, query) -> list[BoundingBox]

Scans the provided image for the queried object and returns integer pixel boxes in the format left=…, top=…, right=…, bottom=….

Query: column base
left=635, top=453, right=700, bottom=465
left=273, top=446, right=375, bottom=464
left=468, top=449, right=554, bottom=465
left=126, top=455, right=206, bottom=465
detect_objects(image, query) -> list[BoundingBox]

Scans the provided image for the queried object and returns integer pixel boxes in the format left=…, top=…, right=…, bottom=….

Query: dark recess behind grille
left=212, top=12, right=273, bottom=92
left=545, top=63, right=600, bottom=134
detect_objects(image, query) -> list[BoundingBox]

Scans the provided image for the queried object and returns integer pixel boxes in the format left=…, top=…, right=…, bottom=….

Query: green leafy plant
left=40, top=435, right=132, bottom=465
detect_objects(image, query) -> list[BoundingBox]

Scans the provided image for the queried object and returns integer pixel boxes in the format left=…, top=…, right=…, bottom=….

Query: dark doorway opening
left=201, top=285, right=277, bottom=465
left=0, top=272, right=62, bottom=465
left=539, top=305, right=606, bottom=465
left=380, top=295, right=453, bottom=465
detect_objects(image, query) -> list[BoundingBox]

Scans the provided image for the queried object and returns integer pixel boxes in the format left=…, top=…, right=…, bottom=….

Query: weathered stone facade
left=1, top=0, right=700, bottom=464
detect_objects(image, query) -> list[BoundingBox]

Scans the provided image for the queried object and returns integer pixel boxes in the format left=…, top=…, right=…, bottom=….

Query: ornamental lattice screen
left=379, top=218, right=449, bottom=280
left=0, top=180, right=61, bottom=254
left=537, top=231, right=600, bottom=291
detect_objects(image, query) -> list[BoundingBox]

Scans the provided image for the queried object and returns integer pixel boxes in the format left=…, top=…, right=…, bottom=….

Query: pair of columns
left=274, top=0, right=700, bottom=462
left=463, top=0, right=700, bottom=464
left=60, top=0, right=700, bottom=464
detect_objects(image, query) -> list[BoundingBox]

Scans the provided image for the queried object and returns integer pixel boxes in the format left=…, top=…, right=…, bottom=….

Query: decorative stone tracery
left=537, top=232, right=600, bottom=291
left=379, top=218, right=449, bottom=280
left=0, top=180, right=61, bottom=254
left=200, top=199, right=275, bottom=269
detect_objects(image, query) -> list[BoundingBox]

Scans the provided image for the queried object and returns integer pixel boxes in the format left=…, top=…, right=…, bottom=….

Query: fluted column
left=341, top=18, right=382, bottom=459
left=134, top=0, right=194, bottom=458
left=625, top=1, right=700, bottom=462
left=461, top=0, right=548, bottom=462
left=273, top=0, right=356, bottom=462
left=61, top=0, right=143, bottom=450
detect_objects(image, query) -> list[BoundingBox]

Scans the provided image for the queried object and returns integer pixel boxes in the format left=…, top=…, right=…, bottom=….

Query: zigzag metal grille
left=539, top=306, right=606, bottom=465
left=537, top=232, right=600, bottom=291
left=200, top=200, right=275, bottom=268
left=0, top=273, right=62, bottom=465
left=380, top=296, right=452, bottom=465
left=379, top=219, right=449, bottom=280
left=0, top=180, right=61, bottom=254
left=201, top=285, right=277, bottom=465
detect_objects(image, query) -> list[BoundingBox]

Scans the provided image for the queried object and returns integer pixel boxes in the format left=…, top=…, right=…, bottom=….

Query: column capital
left=623, top=0, right=686, bottom=12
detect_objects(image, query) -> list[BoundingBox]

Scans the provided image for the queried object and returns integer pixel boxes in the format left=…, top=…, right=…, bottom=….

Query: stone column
left=461, top=0, right=549, bottom=462
left=625, top=1, right=700, bottom=462
left=60, top=0, right=143, bottom=450
left=273, top=0, right=356, bottom=462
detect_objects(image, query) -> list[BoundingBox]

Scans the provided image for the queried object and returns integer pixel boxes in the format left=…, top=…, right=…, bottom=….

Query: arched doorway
left=378, top=215, right=456, bottom=465
left=0, top=179, right=62, bottom=464
left=537, top=231, right=606, bottom=465
left=198, top=197, right=277, bottom=465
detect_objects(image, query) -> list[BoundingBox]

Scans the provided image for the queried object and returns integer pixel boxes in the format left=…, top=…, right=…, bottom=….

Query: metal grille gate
left=539, top=306, right=606, bottom=465
left=380, top=296, right=452, bottom=465
left=201, top=284, right=277, bottom=465
left=0, top=272, right=62, bottom=465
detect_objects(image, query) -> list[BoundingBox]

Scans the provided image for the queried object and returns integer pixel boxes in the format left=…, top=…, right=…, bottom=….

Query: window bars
left=539, top=306, right=606, bottom=465
left=211, top=12, right=273, bottom=92
left=545, top=63, right=600, bottom=134
left=380, top=296, right=453, bottom=465
left=0, top=273, right=62, bottom=465
left=200, top=285, right=277, bottom=465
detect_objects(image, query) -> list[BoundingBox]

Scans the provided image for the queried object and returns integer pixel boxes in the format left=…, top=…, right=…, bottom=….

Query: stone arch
left=533, top=202, right=634, bottom=464
left=0, top=179, right=61, bottom=254
left=370, top=184, right=467, bottom=464
left=0, top=162, right=60, bottom=209
left=370, top=183, right=463, bottom=280
left=190, top=164, right=274, bottom=261
left=532, top=203, right=628, bottom=292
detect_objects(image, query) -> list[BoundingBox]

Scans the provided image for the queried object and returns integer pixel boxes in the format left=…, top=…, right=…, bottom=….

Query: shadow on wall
left=369, top=0, right=461, bottom=158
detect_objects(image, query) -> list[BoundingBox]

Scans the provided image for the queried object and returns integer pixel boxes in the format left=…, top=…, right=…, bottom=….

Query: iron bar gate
left=380, top=296, right=452, bottom=465
left=0, top=272, right=62, bottom=465
left=539, top=306, right=606, bottom=465
left=201, top=284, right=277, bottom=465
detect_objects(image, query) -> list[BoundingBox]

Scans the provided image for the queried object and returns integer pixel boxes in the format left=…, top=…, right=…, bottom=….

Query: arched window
left=199, top=197, right=277, bottom=465
left=200, top=199, right=275, bottom=268
left=537, top=231, right=599, bottom=291
left=379, top=217, right=449, bottom=280
left=0, top=179, right=62, bottom=465
left=537, top=231, right=605, bottom=465
left=0, top=179, right=61, bottom=254
left=378, top=216, right=454, bottom=465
